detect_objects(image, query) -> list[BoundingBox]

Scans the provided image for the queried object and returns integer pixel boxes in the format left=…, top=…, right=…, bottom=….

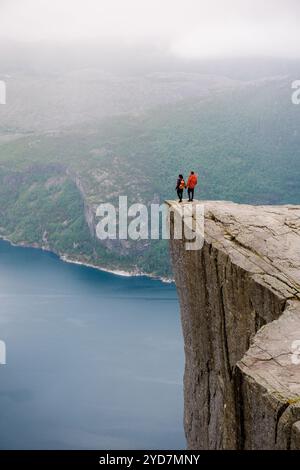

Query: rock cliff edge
left=167, top=200, right=300, bottom=450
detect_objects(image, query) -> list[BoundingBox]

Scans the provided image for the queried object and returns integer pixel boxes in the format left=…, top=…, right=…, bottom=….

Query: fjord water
left=0, top=240, right=185, bottom=449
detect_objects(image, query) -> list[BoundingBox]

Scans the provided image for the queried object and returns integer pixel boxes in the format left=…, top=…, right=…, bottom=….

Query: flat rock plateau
left=167, top=200, right=300, bottom=449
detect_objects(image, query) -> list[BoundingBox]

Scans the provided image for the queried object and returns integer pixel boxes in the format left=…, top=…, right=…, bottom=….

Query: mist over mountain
left=0, top=50, right=299, bottom=276
left=1, top=0, right=300, bottom=277
left=1, top=41, right=300, bottom=133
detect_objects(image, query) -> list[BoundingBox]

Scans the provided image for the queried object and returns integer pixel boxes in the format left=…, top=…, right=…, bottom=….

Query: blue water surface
left=0, top=240, right=185, bottom=449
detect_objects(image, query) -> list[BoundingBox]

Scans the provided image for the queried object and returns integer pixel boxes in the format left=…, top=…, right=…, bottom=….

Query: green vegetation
left=0, top=77, right=299, bottom=277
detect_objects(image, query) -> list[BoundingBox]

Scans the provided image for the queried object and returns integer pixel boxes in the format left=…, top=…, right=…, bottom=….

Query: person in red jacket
left=186, top=171, right=198, bottom=202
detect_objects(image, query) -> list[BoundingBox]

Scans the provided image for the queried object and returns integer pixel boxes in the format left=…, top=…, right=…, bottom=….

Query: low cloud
left=1, top=0, right=300, bottom=59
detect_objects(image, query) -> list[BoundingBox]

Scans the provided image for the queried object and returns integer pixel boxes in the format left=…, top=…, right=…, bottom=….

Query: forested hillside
left=0, top=75, right=299, bottom=277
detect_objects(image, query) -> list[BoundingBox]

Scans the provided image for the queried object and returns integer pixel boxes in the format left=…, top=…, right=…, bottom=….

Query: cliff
left=167, top=200, right=300, bottom=450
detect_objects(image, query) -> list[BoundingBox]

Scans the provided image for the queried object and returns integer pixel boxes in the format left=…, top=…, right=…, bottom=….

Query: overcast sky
left=1, top=0, right=300, bottom=59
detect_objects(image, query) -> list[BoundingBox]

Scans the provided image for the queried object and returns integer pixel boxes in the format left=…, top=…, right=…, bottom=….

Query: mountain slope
left=0, top=76, right=299, bottom=276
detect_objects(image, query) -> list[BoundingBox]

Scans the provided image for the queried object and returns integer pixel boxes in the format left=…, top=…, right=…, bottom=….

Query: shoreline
left=60, top=255, right=173, bottom=283
left=0, top=236, right=174, bottom=284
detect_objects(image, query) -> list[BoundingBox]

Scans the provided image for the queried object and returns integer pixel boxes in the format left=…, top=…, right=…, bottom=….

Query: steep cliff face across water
left=167, top=200, right=300, bottom=450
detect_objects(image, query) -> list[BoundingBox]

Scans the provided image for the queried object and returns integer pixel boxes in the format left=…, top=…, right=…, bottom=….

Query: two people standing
left=176, top=171, right=198, bottom=203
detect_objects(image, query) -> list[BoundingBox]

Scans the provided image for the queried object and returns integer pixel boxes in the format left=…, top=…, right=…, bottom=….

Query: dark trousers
left=177, top=189, right=183, bottom=202
left=188, top=188, right=194, bottom=201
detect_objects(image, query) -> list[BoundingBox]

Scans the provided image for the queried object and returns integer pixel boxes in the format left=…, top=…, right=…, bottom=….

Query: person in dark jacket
left=176, top=174, right=185, bottom=203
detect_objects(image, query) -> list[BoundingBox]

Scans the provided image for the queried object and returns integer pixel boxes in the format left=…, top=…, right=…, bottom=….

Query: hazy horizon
left=1, top=0, right=300, bottom=62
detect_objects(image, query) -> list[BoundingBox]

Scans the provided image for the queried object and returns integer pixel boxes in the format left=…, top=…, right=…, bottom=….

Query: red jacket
left=187, top=174, right=198, bottom=189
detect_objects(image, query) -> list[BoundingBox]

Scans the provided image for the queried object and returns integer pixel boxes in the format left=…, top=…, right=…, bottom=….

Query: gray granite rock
left=167, top=200, right=300, bottom=449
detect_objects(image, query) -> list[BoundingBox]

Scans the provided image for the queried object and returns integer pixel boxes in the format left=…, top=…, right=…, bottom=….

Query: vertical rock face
left=167, top=200, right=300, bottom=450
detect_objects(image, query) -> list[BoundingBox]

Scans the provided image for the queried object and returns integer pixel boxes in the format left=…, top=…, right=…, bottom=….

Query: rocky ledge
left=167, top=200, right=300, bottom=449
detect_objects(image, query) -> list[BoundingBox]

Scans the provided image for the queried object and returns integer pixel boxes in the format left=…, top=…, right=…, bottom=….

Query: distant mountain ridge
left=0, top=72, right=299, bottom=277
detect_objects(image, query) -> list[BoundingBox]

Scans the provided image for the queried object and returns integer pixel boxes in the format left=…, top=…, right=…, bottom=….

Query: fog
left=1, top=0, right=300, bottom=59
